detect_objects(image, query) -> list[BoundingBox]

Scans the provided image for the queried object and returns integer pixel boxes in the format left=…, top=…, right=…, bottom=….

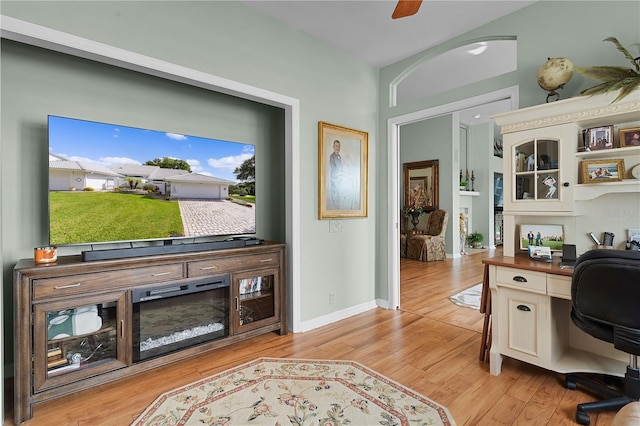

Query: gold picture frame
left=403, top=160, right=439, bottom=211
left=318, top=121, right=368, bottom=219
left=579, top=159, right=625, bottom=183
left=619, top=127, right=640, bottom=147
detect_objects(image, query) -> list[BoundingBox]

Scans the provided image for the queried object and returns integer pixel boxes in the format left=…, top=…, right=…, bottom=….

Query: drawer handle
left=53, top=283, right=81, bottom=289
left=200, top=266, right=218, bottom=270
left=120, top=320, right=124, bottom=339
left=259, top=258, right=273, bottom=263
left=513, top=276, right=527, bottom=283
left=517, top=305, right=531, bottom=312
left=235, top=296, right=240, bottom=311
left=151, top=272, right=172, bottom=277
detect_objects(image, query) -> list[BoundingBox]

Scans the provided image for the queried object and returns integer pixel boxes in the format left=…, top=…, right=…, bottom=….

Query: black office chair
left=564, top=249, right=640, bottom=425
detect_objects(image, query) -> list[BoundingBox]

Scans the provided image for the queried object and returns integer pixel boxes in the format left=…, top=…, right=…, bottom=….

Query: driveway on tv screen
left=178, top=198, right=256, bottom=237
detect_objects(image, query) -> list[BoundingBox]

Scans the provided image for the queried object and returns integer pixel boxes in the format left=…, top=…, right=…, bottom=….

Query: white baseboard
left=297, top=300, right=378, bottom=333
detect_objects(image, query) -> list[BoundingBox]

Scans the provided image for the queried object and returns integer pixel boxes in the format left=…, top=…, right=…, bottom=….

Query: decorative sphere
left=537, top=57, right=574, bottom=91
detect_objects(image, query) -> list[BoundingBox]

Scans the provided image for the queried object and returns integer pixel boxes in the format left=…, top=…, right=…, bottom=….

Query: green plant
left=577, top=37, right=640, bottom=103
left=83, top=187, right=94, bottom=191
left=459, top=180, right=468, bottom=187
left=467, top=231, right=484, bottom=244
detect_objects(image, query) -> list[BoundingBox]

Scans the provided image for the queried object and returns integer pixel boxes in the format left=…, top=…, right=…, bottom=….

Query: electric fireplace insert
left=132, top=275, right=230, bottom=362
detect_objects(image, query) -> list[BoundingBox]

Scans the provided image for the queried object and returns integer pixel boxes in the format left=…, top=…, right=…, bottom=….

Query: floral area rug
left=132, top=357, right=456, bottom=425
left=448, top=283, right=482, bottom=310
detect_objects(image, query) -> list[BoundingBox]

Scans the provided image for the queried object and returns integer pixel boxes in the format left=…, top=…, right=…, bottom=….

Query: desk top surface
left=482, top=254, right=573, bottom=277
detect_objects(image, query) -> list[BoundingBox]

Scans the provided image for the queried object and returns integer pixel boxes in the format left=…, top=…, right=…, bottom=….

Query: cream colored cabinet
left=503, top=123, right=578, bottom=213
left=497, top=287, right=549, bottom=367
left=487, top=262, right=628, bottom=377
left=495, top=266, right=550, bottom=368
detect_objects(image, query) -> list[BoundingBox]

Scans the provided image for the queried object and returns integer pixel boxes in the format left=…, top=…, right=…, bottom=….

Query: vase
left=410, top=212, right=420, bottom=230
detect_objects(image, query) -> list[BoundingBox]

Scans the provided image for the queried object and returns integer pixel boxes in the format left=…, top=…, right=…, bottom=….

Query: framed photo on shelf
left=519, top=224, right=564, bottom=252
left=619, top=127, right=640, bottom=147
left=578, top=159, right=625, bottom=183
left=584, top=125, right=614, bottom=151
left=318, top=121, right=368, bottom=219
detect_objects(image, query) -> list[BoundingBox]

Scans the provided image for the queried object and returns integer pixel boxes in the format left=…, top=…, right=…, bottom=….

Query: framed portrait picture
left=584, top=125, right=614, bottom=151
left=318, top=121, right=368, bottom=219
left=619, top=127, right=640, bottom=147
left=403, top=160, right=439, bottom=211
left=579, top=159, right=625, bottom=183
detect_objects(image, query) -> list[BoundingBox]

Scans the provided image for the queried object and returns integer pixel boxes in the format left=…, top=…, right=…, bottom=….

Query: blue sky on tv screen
left=48, top=115, right=254, bottom=182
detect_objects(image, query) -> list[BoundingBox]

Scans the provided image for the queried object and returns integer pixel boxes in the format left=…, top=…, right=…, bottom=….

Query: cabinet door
left=233, top=268, right=280, bottom=334
left=504, top=123, right=577, bottom=212
left=497, top=287, right=550, bottom=368
left=33, top=291, right=128, bottom=392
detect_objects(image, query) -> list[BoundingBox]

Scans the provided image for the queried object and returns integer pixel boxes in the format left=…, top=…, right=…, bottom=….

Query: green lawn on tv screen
left=50, top=191, right=184, bottom=245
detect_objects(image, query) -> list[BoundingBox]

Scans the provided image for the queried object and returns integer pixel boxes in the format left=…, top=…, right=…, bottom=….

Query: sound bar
left=81, top=239, right=247, bottom=262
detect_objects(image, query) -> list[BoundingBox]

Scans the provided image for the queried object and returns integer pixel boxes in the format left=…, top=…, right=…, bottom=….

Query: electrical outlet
left=329, top=220, right=342, bottom=233
left=329, top=292, right=336, bottom=304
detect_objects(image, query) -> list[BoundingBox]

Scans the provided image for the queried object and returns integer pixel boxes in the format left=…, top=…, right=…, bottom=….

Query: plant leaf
left=603, top=37, right=640, bottom=72
left=612, top=78, right=640, bottom=103
left=576, top=66, right=637, bottom=82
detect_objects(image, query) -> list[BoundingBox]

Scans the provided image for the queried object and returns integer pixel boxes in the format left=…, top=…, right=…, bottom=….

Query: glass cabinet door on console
left=505, top=124, right=577, bottom=212
left=32, top=292, right=128, bottom=393
left=233, top=268, right=280, bottom=334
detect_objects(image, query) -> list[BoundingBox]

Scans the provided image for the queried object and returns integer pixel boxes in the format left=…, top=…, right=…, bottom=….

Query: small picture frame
left=579, top=159, right=625, bottom=183
left=584, top=125, right=614, bottom=151
left=619, top=127, right=640, bottom=148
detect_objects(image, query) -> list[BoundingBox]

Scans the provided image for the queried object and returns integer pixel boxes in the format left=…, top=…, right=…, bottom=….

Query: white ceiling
left=242, top=0, right=536, bottom=124
left=242, top=0, right=535, bottom=68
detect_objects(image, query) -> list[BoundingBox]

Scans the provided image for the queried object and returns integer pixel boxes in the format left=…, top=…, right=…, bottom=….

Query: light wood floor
left=5, top=248, right=619, bottom=425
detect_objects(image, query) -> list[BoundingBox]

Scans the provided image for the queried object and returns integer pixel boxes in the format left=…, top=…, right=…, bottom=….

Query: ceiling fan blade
left=392, top=0, right=423, bottom=19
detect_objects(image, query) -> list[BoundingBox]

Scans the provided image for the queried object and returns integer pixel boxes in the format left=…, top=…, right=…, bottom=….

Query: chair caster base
left=576, top=409, right=590, bottom=425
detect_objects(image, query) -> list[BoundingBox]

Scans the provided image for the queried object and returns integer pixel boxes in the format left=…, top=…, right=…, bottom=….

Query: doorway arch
left=386, top=86, right=519, bottom=309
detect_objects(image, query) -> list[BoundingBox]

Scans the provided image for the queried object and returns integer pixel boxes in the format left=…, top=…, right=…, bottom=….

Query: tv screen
left=48, top=115, right=256, bottom=247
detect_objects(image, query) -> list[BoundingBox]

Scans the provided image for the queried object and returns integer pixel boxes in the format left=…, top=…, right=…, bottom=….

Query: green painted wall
left=1, top=1, right=378, bottom=372
left=376, top=1, right=640, bottom=300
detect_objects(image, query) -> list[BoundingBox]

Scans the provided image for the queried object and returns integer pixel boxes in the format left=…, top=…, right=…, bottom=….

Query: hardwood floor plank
left=4, top=248, right=623, bottom=425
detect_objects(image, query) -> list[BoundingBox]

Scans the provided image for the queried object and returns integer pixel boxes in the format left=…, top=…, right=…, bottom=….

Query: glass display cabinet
left=505, top=124, right=577, bottom=213
left=33, top=292, right=128, bottom=392
left=234, top=268, right=280, bottom=333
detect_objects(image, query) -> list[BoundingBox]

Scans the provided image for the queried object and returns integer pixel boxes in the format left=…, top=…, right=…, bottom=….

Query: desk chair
left=565, top=249, right=640, bottom=425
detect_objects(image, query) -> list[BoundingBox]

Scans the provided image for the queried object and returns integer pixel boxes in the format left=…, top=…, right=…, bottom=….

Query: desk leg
left=490, top=347, right=503, bottom=376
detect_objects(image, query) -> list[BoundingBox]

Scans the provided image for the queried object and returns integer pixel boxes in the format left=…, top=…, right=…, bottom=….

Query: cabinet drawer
left=548, top=275, right=572, bottom=300
left=188, top=253, right=279, bottom=277
left=496, top=267, right=546, bottom=293
left=33, top=264, right=184, bottom=300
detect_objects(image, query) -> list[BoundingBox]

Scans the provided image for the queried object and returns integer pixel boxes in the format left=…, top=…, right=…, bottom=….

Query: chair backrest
left=426, top=209, right=448, bottom=237
left=571, top=249, right=640, bottom=355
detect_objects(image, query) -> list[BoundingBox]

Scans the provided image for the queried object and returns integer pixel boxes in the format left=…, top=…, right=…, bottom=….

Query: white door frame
left=386, top=86, right=518, bottom=309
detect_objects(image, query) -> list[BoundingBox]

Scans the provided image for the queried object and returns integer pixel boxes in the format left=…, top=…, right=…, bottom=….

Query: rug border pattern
left=133, top=357, right=455, bottom=425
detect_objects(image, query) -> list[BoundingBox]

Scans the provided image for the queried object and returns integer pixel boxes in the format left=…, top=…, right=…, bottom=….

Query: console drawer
left=33, top=263, right=184, bottom=300
left=188, top=253, right=280, bottom=277
left=547, top=275, right=572, bottom=300
left=496, top=267, right=546, bottom=294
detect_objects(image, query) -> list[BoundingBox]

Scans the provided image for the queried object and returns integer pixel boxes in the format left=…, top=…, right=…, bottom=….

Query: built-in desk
left=482, top=255, right=628, bottom=377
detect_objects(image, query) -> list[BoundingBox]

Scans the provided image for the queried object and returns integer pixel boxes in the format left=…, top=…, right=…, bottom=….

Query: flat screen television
left=519, top=224, right=564, bottom=252
left=48, top=115, right=256, bottom=249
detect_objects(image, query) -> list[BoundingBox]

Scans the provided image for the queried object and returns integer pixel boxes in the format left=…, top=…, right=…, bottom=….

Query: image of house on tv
left=49, top=154, right=235, bottom=199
